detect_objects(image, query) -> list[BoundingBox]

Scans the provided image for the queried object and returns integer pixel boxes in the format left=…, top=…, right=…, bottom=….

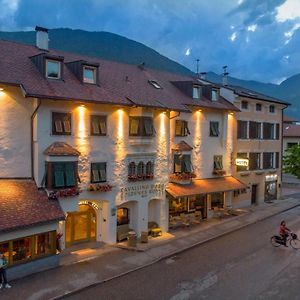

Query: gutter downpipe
left=31, top=98, right=41, bottom=180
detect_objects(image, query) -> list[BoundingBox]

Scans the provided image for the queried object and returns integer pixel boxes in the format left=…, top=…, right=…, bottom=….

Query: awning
left=166, top=176, right=247, bottom=198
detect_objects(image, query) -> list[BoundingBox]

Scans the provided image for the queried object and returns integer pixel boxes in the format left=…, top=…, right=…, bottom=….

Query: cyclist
left=279, top=220, right=291, bottom=247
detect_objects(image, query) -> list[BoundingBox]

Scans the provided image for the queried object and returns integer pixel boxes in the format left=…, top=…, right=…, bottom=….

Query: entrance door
left=65, top=204, right=97, bottom=247
left=265, top=181, right=277, bottom=202
left=251, top=184, right=257, bottom=205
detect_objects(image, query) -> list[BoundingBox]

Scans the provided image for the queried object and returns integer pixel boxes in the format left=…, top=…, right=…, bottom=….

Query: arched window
left=128, top=162, right=136, bottom=176
left=137, top=162, right=145, bottom=177
left=146, top=161, right=154, bottom=176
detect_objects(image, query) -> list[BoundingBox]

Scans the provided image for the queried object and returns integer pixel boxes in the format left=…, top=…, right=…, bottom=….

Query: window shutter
left=276, top=124, right=280, bottom=140
left=175, top=120, right=182, bottom=136
left=65, top=163, right=76, bottom=187
left=183, top=155, right=192, bottom=172
left=54, top=163, right=65, bottom=188
left=92, top=120, right=100, bottom=134
left=130, top=118, right=139, bottom=135
left=63, top=120, right=71, bottom=133
left=144, top=118, right=153, bottom=136
left=46, top=162, right=53, bottom=189
left=174, top=155, right=182, bottom=173
left=185, top=121, right=190, bottom=135
left=99, top=118, right=107, bottom=135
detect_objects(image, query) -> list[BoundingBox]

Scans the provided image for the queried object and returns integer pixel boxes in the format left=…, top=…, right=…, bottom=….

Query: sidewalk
left=1, top=197, right=300, bottom=300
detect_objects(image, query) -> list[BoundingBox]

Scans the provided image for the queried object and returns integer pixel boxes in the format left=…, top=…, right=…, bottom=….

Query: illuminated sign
left=235, top=158, right=249, bottom=167
left=79, top=200, right=99, bottom=210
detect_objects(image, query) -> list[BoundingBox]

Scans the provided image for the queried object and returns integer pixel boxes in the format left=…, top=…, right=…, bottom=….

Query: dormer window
left=193, top=86, right=201, bottom=99
left=148, top=80, right=161, bottom=89
left=46, top=59, right=61, bottom=79
left=83, top=66, right=97, bottom=84
left=211, top=90, right=218, bottom=101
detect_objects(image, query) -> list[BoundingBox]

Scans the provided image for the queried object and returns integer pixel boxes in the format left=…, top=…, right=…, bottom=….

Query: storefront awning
left=166, top=176, right=247, bottom=198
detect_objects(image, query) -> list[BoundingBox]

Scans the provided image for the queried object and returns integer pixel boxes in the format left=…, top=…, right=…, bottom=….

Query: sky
left=1, top=0, right=300, bottom=84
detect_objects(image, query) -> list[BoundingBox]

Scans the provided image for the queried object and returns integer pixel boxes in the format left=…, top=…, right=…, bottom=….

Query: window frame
left=175, top=120, right=190, bottom=137
left=213, top=155, right=223, bottom=171
left=129, top=116, right=154, bottom=137
left=210, top=121, right=220, bottom=137
left=193, top=86, right=201, bottom=99
left=173, top=154, right=192, bottom=173
left=90, top=162, right=107, bottom=183
left=46, top=59, right=61, bottom=79
left=249, top=152, right=261, bottom=170
left=269, top=105, right=275, bottom=113
left=241, top=101, right=248, bottom=110
left=52, top=112, right=72, bottom=135
left=90, top=115, right=107, bottom=136
left=83, top=66, right=97, bottom=84
left=256, top=103, right=262, bottom=111
left=237, top=120, right=248, bottom=139
left=211, top=89, right=218, bottom=101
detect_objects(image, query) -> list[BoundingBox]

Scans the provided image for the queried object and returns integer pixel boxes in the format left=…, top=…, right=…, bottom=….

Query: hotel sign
left=120, top=183, right=165, bottom=201
left=235, top=158, right=249, bottom=167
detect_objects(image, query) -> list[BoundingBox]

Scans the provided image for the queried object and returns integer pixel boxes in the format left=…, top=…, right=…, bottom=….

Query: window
left=269, top=105, right=275, bottom=113
left=237, top=120, right=248, bottom=139
left=46, top=59, right=61, bottom=79
left=129, top=117, right=154, bottom=137
left=275, top=123, right=280, bottom=140
left=148, top=80, right=161, bottom=89
left=83, top=66, right=96, bottom=84
left=46, top=161, right=77, bottom=189
left=211, top=90, right=218, bottom=101
left=91, top=115, right=107, bottom=136
left=256, top=103, right=262, bottom=111
left=249, top=152, right=261, bottom=170
left=137, top=162, right=145, bottom=177
left=52, top=112, right=71, bottom=135
left=287, top=142, right=298, bottom=149
left=174, top=154, right=192, bottom=173
left=0, top=231, right=56, bottom=266
left=128, top=162, right=136, bottom=176
left=211, top=193, right=224, bottom=209
left=210, top=121, right=219, bottom=137
left=263, top=152, right=275, bottom=169
left=193, top=86, right=201, bottom=99
left=117, top=208, right=129, bottom=226
left=213, top=155, right=223, bottom=170
left=249, top=121, right=261, bottom=139
left=146, top=161, right=154, bottom=177
left=237, top=153, right=248, bottom=172
left=241, top=101, right=248, bottom=110
left=263, top=123, right=275, bottom=139
left=175, top=120, right=190, bottom=136
left=91, top=163, right=106, bottom=183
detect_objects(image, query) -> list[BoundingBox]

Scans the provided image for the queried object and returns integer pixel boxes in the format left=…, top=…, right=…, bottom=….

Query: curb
left=50, top=201, right=300, bottom=300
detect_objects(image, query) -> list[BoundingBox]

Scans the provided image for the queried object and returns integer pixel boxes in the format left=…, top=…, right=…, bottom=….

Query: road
left=64, top=206, right=300, bottom=300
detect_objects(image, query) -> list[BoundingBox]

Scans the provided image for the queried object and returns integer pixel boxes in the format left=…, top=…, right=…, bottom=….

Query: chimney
left=222, top=65, right=229, bottom=86
left=200, top=72, right=207, bottom=80
left=35, top=26, right=49, bottom=50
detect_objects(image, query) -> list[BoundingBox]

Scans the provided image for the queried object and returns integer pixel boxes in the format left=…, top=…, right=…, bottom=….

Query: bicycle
left=270, top=232, right=300, bottom=249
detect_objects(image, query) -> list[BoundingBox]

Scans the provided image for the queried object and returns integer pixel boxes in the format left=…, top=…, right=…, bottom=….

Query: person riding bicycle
left=279, top=220, right=291, bottom=247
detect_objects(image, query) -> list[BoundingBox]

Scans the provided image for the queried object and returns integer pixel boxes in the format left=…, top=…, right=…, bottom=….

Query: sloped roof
left=225, top=85, right=290, bottom=106
left=0, top=179, right=64, bottom=233
left=172, top=141, right=193, bottom=151
left=0, top=39, right=238, bottom=112
left=44, top=142, right=81, bottom=156
left=283, top=124, right=300, bottom=137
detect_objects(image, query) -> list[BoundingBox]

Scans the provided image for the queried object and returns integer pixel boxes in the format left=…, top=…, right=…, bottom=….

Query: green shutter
left=65, top=163, right=75, bottom=187
left=54, top=163, right=65, bottom=188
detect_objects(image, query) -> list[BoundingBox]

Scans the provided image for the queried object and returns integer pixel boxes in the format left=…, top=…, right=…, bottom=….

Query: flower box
left=48, top=187, right=80, bottom=200
left=88, top=183, right=112, bottom=192
left=169, top=172, right=196, bottom=185
left=128, top=174, right=154, bottom=182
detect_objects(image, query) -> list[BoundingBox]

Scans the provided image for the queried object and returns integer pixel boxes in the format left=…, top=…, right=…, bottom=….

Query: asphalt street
left=64, top=206, right=300, bottom=300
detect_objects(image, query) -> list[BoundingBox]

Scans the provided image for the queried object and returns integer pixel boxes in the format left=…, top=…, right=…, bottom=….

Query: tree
left=284, top=145, right=300, bottom=179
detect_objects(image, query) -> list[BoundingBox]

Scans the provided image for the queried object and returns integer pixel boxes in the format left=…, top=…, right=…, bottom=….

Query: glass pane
left=74, top=213, right=88, bottom=241
left=175, top=121, right=182, bottom=136
left=130, top=118, right=139, bottom=135
left=99, top=120, right=106, bottom=134
left=193, top=87, right=200, bottom=99
left=92, top=121, right=100, bottom=134
left=174, top=155, right=181, bottom=173
left=144, top=118, right=153, bottom=135
left=35, top=232, right=54, bottom=256
left=211, top=90, right=218, bottom=101
left=0, top=243, right=9, bottom=263
left=92, top=169, right=100, bottom=182
left=13, top=237, right=32, bottom=263
left=47, top=61, right=60, bottom=78
left=99, top=169, right=106, bottom=181
left=117, top=208, right=129, bottom=225
left=65, top=216, right=72, bottom=245
left=83, top=68, right=95, bottom=83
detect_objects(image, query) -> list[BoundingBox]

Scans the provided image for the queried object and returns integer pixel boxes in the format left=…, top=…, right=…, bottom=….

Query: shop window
left=91, top=162, right=106, bottom=183
left=175, top=120, right=190, bottom=136
left=213, top=155, right=223, bottom=171
left=91, top=115, right=107, bottom=136
left=241, top=101, right=248, bottom=110
left=249, top=152, right=261, bottom=170
left=263, top=123, right=275, bottom=139
left=35, top=232, right=55, bottom=256
left=256, top=103, right=262, bottom=111
left=46, top=59, right=61, bottom=79
left=129, top=117, right=154, bottom=137
left=46, top=161, right=78, bottom=189
left=174, top=154, right=192, bottom=173
left=0, top=242, right=9, bottom=263
left=12, top=237, right=32, bottom=263
left=237, top=120, right=248, bottom=139
left=169, top=197, right=188, bottom=215
left=52, top=112, right=71, bottom=135
left=83, top=66, right=97, bottom=84
left=249, top=121, right=261, bottom=139
left=211, top=193, right=224, bottom=209
left=117, top=208, right=129, bottom=226
left=210, top=121, right=219, bottom=137
left=237, top=153, right=249, bottom=172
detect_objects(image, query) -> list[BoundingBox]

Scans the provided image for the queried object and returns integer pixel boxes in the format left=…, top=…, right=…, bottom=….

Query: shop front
left=166, top=176, right=246, bottom=228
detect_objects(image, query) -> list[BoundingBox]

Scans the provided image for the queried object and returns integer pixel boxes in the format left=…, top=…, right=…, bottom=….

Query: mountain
left=0, top=28, right=299, bottom=117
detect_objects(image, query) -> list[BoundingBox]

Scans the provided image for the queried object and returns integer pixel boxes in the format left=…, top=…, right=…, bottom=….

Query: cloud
left=0, top=0, right=19, bottom=30
left=276, top=0, right=300, bottom=22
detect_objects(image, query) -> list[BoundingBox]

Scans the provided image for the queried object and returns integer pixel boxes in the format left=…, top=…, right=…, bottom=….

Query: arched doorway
left=65, top=204, right=97, bottom=247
